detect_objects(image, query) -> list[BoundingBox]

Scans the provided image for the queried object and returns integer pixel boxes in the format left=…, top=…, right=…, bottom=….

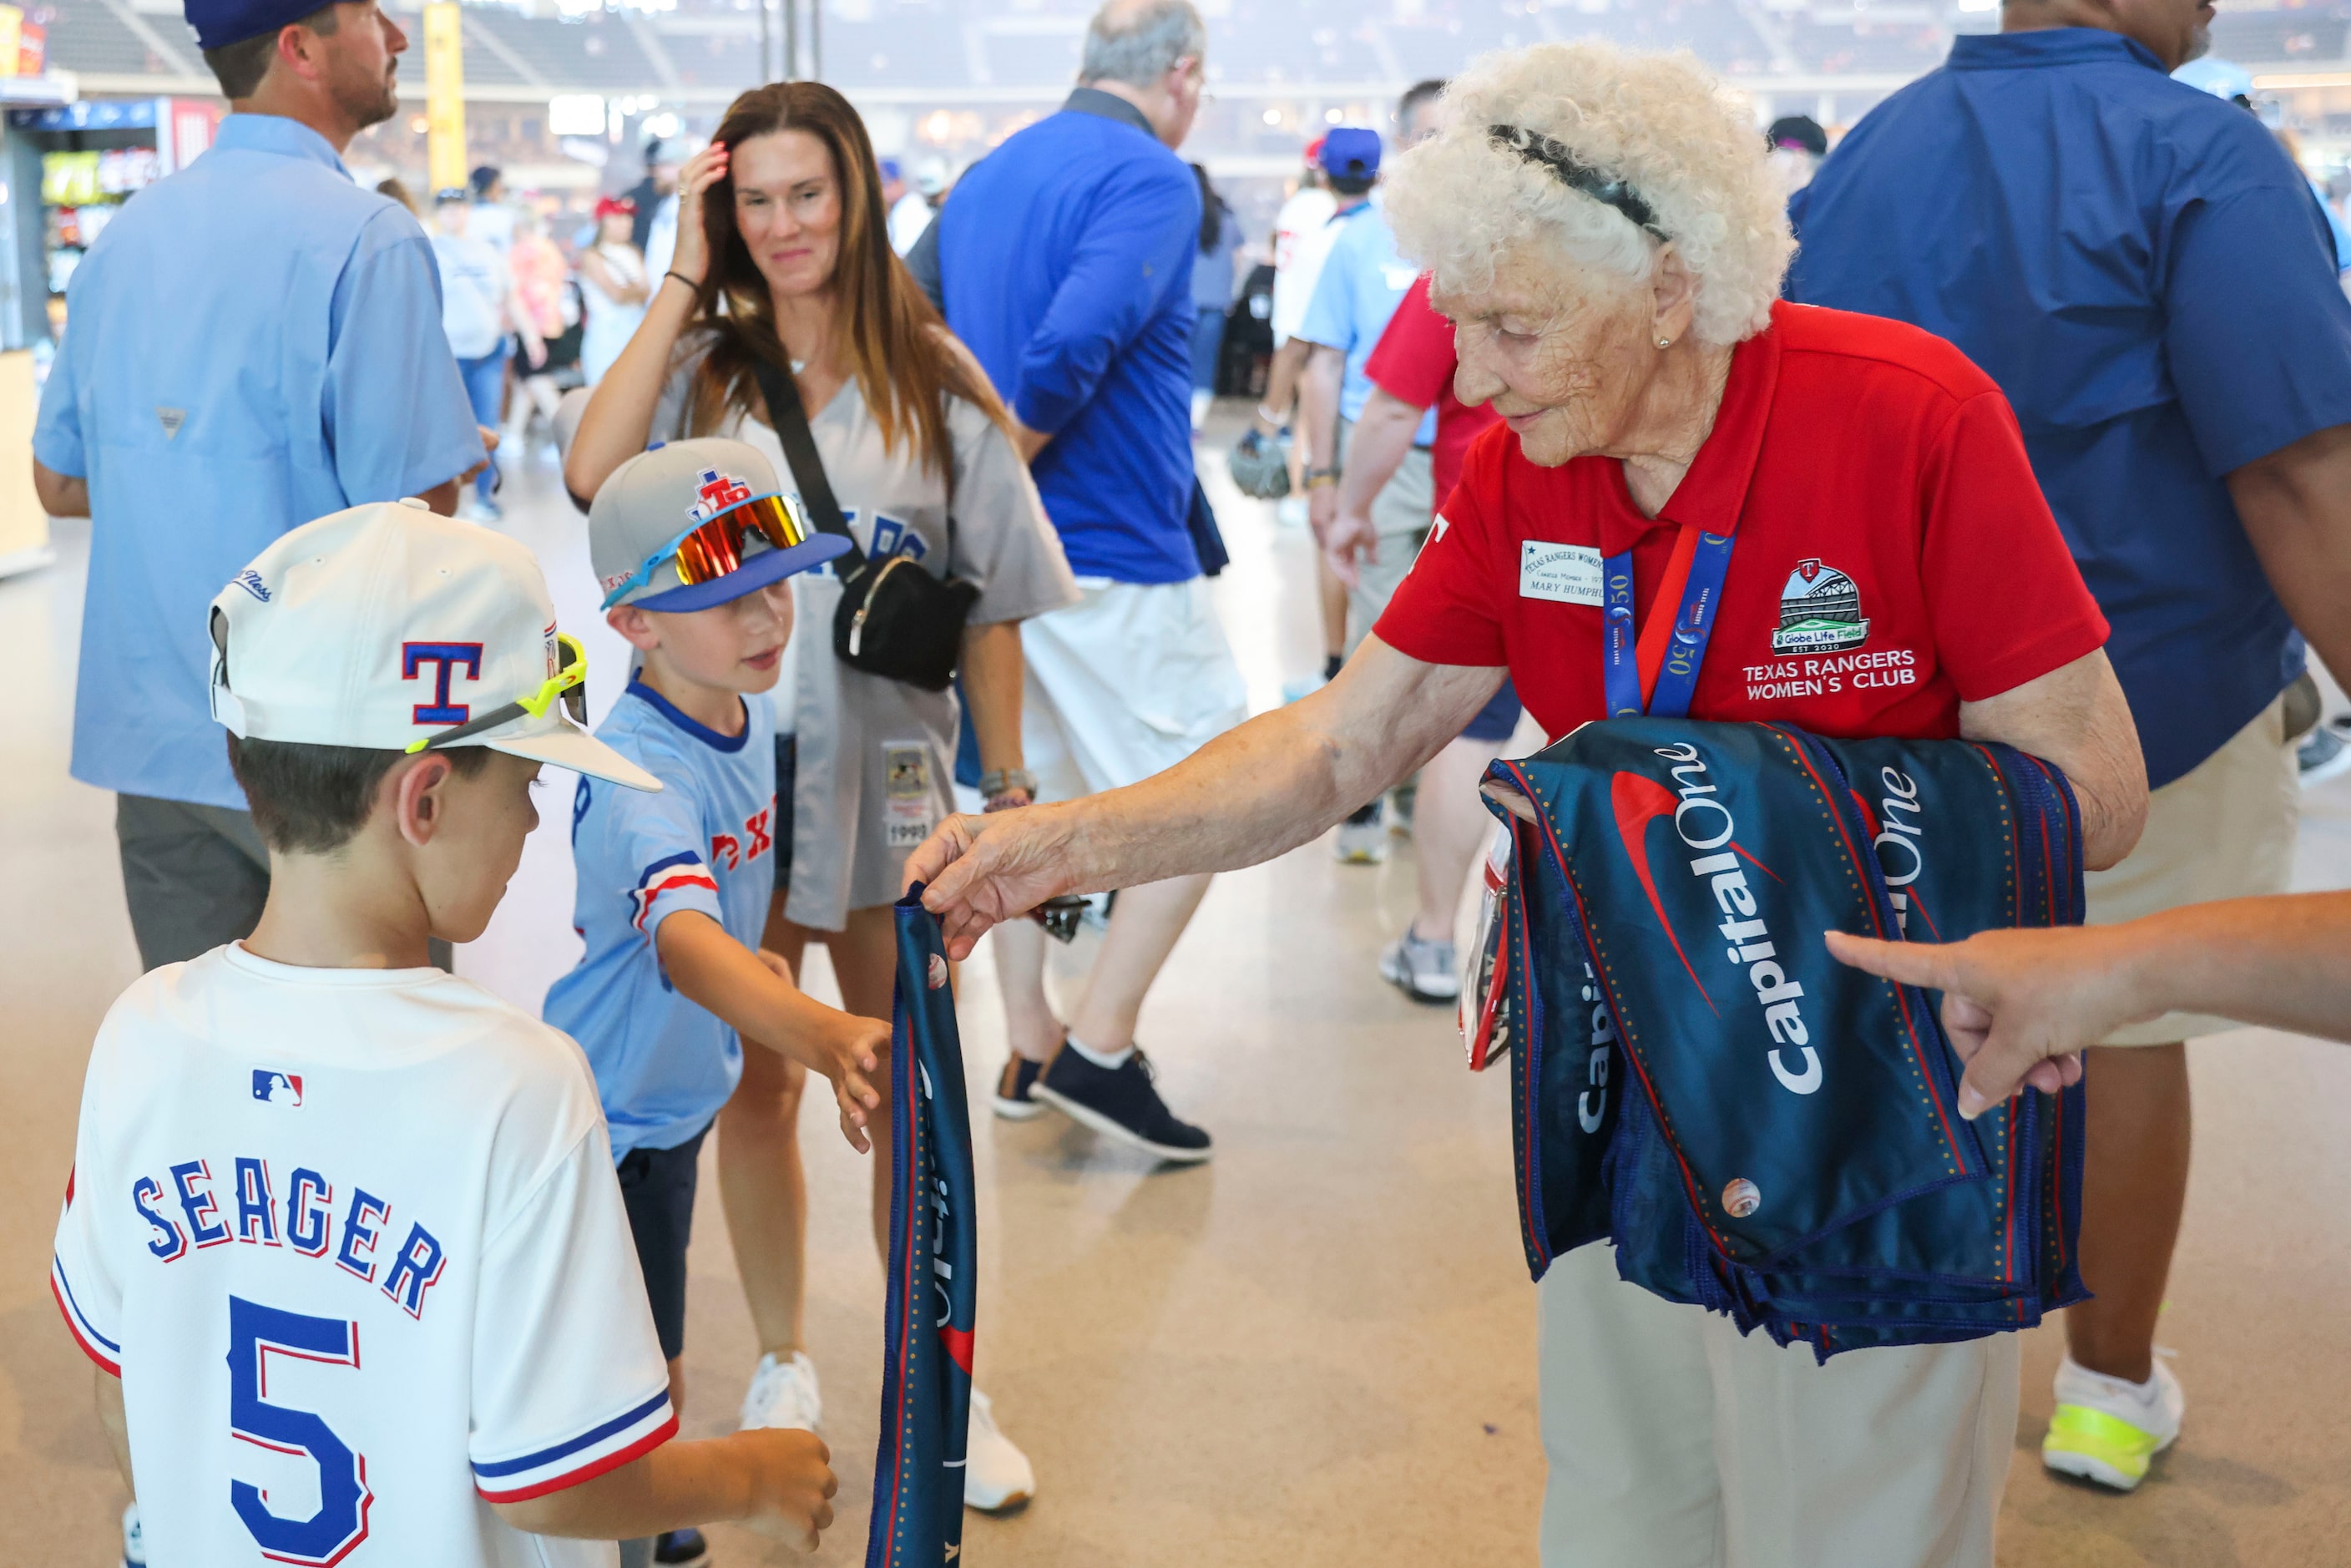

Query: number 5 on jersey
left=229, top=1295, right=374, bottom=1565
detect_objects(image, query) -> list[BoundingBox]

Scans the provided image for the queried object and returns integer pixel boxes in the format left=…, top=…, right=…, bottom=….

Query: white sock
left=1064, top=1034, right=1134, bottom=1070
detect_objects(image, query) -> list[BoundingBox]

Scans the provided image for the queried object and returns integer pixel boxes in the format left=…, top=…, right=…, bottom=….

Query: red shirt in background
left=1362, top=273, right=1501, bottom=501
left=1373, top=301, right=2109, bottom=743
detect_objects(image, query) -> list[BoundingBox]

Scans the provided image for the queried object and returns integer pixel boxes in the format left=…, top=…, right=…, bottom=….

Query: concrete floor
left=6, top=411, right=2350, bottom=1565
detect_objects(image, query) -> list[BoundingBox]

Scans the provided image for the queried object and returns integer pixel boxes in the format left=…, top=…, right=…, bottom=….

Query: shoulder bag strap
left=751, top=357, right=868, bottom=576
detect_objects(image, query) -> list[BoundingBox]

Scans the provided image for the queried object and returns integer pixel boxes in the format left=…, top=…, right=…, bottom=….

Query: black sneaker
left=1034, top=1047, right=1212, bottom=1163
left=993, top=1054, right=1048, bottom=1120
left=654, top=1529, right=710, bottom=1566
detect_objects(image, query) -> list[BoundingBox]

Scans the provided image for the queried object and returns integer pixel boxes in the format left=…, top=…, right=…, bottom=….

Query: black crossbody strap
left=751, top=357, right=868, bottom=575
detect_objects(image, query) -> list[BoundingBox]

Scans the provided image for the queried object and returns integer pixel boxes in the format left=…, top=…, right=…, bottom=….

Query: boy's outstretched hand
left=751, top=948, right=888, bottom=1152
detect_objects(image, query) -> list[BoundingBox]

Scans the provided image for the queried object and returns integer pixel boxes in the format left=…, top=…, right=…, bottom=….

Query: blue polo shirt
left=939, top=90, right=1201, bottom=584
left=1297, top=203, right=1438, bottom=445
left=1786, top=28, right=2351, bottom=788
left=35, top=114, right=483, bottom=810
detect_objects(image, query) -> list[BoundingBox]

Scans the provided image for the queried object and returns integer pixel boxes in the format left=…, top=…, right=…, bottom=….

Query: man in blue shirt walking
left=1787, top=0, right=2351, bottom=1495
left=936, top=0, right=1240, bottom=1162
left=33, top=0, right=484, bottom=979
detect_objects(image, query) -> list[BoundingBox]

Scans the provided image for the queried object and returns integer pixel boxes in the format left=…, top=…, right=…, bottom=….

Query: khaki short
left=2084, top=693, right=2298, bottom=1044
left=1538, top=1242, right=2015, bottom=1568
left=1336, top=416, right=1435, bottom=655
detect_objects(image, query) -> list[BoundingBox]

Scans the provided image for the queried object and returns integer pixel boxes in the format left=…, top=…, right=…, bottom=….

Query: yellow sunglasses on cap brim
left=407, top=632, right=588, bottom=754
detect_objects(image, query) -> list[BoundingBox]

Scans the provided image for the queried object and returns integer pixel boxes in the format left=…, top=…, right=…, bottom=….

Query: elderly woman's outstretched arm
left=904, top=640, right=1507, bottom=956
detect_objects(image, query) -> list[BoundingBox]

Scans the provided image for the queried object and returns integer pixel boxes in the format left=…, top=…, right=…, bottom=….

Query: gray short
left=115, top=794, right=270, bottom=971
left=114, top=792, right=453, bottom=973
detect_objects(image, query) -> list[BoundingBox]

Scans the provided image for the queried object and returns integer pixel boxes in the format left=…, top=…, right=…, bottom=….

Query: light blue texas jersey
left=545, top=680, right=777, bottom=1159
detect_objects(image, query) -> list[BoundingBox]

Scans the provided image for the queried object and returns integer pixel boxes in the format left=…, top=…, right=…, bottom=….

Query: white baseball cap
left=207, top=499, right=661, bottom=792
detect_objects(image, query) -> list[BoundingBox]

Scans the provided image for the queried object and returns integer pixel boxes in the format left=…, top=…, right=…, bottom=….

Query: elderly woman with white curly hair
left=906, top=41, right=2149, bottom=1566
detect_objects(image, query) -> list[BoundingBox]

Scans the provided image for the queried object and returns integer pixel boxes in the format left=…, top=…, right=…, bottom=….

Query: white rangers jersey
left=51, top=944, right=675, bottom=1565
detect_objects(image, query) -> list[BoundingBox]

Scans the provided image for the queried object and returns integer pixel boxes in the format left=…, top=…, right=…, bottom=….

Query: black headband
left=1489, top=124, right=1669, bottom=241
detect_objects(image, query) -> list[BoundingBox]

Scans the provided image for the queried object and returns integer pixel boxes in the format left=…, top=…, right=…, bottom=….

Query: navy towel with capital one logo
left=1473, top=719, right=2089, bottom=1360
left=868, top=891, right=977, bottom=1567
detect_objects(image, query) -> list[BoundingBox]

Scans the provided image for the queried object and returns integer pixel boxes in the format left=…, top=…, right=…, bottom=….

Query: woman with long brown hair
left=568, top=81, right=1069, bottom=1528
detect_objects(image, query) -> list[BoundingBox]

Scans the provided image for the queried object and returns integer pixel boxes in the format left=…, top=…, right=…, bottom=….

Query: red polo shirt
left=1363, top=273, right=1501, bottom=499
left=1375, top=301, right=2108, bottom=742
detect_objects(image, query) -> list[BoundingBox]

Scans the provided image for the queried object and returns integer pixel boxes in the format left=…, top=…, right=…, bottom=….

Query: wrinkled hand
left=731, top=1427, right=838, bottom=1552
left=1322, top=506, right=1378, bottom=589
left=1823, top=927, right=2150, bottom=1117
left=667, top=141, right=731, bottom=289
left=903, top=807, right=1079, bottom=959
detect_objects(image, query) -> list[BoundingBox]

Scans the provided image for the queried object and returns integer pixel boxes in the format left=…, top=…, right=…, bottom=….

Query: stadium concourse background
left=4, top=416, right=2351, bottom=1564
left=19, top=0, right=2351, bottom=244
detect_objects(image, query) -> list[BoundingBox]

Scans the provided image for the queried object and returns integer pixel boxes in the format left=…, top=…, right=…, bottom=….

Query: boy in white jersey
left=545, top=439, right=886, bottom=1567
left=50, top=502, right=839, bottom=1565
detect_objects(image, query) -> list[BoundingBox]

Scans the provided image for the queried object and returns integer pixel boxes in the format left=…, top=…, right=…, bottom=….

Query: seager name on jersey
left=129, top=1154, right=447, bottom=1319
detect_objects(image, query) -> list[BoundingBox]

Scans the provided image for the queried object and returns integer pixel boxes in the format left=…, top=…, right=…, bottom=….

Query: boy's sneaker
left=653, top=1529, right=710, bottom=1566
left=122, top=1502, right=145, bottom=1568
left=1380, top=928, right=1460, bottom=1004
left=993, top=1054, right=1048, bottom=1120
left=1334, top=800, right=1388, bottom=863
left=2042, top=1353, right=2184, bottom=1491
left=963, top=1389, right=1036, bottom=1514
left=739, top=1349, right=823, bottom=1433
left=1034, top=1047, right=1212, bottom=1163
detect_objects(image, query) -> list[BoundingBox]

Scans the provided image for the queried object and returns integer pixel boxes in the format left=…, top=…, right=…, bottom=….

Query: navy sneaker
left=1034, top=1047, right=1211, bottom=1163
left=654, top=1528, right=710, bottom=1566
left=994, top=1054, right=1048, bottom=1120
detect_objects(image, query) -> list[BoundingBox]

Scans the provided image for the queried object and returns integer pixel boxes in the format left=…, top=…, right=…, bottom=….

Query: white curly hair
left=1384, top=42, right=1793, bottom=346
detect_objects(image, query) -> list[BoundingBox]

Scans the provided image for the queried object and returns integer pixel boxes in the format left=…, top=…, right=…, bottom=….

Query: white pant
left=1539, top=1243, right=2018, bottom=1568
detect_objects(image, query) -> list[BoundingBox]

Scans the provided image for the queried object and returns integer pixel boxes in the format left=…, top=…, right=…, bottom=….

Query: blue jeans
left=455, top=345, right=508, bottom=502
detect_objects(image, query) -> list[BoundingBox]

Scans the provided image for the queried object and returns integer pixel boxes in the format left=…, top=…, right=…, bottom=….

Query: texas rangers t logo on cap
left=688, top=469, right=754, bottom=524
left=252, top=1070, right=303, bottom=1106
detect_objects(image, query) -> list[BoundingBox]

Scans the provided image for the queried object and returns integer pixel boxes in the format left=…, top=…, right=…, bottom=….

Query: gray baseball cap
left=589, top=438, right=849, bottom=611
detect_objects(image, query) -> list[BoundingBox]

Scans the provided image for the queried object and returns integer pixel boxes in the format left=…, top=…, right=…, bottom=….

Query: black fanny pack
left=753, top=358, right=977, bottom=691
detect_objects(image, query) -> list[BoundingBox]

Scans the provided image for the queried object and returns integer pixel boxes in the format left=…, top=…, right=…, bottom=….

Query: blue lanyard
left=1601, top=529, right=1737, bottom=719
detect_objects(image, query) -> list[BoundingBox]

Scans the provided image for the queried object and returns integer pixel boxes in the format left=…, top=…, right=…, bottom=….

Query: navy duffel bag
left=1474, top=717, right=2088, bottom=1360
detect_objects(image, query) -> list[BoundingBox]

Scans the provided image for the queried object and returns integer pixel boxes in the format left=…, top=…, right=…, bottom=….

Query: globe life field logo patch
left=1771, top=559, right=1869, bottom=655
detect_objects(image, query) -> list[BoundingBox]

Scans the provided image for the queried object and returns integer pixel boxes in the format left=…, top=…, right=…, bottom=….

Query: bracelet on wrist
left=1255, top=403, right=1286, bottom=427
left=663, top=270, right=700, bottom=293
left=978, top=767, right=1038, bottom=798
left=1303, top=468, right=1342, bottom=489
left=983, top=790, right=1032, bottom=813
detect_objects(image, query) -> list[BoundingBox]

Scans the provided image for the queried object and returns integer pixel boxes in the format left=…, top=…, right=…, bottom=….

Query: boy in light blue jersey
left=545, top=439, right=882, bottom=1568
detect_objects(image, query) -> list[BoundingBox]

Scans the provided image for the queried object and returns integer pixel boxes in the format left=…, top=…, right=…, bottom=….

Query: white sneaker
left=1380, top=928, right=1460, bottom=1004
left=739, top=1350, right=823, bottom=1433
left=963, top=1388, right=1035, bottom=1514
left=2042, top=1353, right=2184, bottom=1491
left=123, top=1502, right=145, bottom=1568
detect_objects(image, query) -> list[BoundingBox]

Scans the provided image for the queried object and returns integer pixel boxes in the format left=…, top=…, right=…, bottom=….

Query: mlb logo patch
left=252, top=1070, right=303, bottom=1106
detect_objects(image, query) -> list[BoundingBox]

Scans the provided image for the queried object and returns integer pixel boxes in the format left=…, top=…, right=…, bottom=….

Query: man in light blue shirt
left=33, top=0, right=484, bottom=972
left=1294, top=89, right=1446, bottom=863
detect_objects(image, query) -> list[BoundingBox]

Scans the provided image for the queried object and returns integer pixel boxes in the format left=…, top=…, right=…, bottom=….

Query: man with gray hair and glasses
left=928, top=0, right=1240, bottom=1163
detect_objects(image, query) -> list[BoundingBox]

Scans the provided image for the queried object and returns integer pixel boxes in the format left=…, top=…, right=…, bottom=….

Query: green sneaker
left=2041, top=1354, right=2182, bottom=1491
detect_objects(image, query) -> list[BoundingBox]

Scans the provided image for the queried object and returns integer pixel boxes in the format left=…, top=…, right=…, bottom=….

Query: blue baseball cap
left=185, top=0, right=333, bottom=51
left=1319, top=127, right=1382, bottom=181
